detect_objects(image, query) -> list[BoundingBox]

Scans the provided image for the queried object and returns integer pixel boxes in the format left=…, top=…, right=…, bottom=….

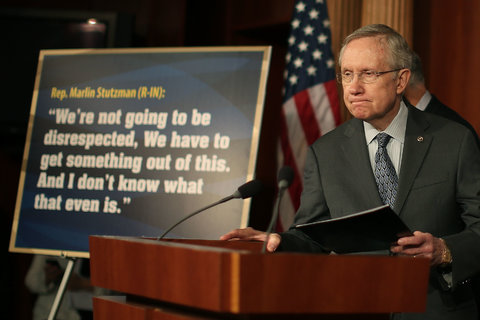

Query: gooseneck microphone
left=157, top=179, right=262, bottom=240
left=262, top=166, right=294, bottom=253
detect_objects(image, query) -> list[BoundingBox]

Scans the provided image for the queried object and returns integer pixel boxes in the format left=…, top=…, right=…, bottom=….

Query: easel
left=48, top=256, right=76, bottom=320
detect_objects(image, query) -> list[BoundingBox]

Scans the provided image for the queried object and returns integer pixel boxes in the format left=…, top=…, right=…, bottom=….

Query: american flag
left=277, top=0, right=341, bottom=230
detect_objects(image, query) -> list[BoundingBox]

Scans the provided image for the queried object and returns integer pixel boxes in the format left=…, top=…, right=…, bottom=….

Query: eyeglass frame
left=336, top=68, right=404, bottom=84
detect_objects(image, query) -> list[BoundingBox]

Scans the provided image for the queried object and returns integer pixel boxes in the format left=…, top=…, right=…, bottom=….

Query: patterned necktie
left=374, top=133, right=398, bottom=207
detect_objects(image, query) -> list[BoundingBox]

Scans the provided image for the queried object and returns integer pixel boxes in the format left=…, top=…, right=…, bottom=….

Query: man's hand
left=220, top=227, right=281, bottom=252
left=390, top=231, right=447, bottom=266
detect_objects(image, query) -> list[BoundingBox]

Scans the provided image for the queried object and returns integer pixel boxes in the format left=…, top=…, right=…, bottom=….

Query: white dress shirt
left=364, top=101, right=408, bottom=176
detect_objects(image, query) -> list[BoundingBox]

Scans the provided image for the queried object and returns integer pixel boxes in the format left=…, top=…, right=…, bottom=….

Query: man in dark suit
left=221, top=24, right=480, bottom=320
left=404, top=51, right=480, bottom=147
left=405, top=51, right=480, bottom=319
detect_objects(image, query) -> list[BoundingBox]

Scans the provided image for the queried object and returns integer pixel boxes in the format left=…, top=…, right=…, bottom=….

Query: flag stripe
left=279, top=107, right=303, bottom=211
left=324, top=79, right=342, bottom=126
left=293, top=90, right=321, bottom=146
left=310, top=82, right=336, bottom=134
left=277, top=0, right=341, bottom=231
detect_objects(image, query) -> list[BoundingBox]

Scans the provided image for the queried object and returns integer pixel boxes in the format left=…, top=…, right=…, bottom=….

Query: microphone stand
left=156, top=179, right=261, bottom=240
left=157, top=194, right=235, bottom=240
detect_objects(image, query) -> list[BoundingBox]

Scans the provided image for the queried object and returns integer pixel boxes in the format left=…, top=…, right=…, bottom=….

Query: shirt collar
left=415, top=90, right=432, bottom=111
left=364, top=101, right=408, bottom=144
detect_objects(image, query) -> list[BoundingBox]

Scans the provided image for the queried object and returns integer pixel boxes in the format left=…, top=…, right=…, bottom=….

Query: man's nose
left=347, top=75, right=364, bottom=93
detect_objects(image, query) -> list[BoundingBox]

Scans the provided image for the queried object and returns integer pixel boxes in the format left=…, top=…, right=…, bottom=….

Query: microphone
left=262, top=166, right=294, bottom=253
left=277, top=165, right=294, bottom=189
left=231, top=179, right=263, bottom=199
left=157, top=179, right=262, bottom=240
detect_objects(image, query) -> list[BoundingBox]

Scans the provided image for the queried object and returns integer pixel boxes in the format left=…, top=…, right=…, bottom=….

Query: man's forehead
left=341, top=37, right=388, bottom=69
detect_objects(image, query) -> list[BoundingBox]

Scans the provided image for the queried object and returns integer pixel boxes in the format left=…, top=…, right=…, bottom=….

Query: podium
left=89, top=236, right=430, bottom=320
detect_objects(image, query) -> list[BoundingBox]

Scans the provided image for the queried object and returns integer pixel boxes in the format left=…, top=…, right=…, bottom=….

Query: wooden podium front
left=89, top=236, right=430, bottom=320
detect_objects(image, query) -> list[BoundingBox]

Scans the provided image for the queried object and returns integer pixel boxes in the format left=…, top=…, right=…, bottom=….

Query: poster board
left=9, top=46, right=271, bottom=258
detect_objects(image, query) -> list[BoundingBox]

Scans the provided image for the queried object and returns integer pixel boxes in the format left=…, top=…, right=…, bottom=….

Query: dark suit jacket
left=406, top=94, right=480, bottom=148
left=424, top=95, right=480, bottom=320
left=279, top=106, right=480, bottom=320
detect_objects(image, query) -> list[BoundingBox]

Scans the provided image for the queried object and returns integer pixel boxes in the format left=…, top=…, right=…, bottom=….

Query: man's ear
left=397, top=68, right=411, bottom=94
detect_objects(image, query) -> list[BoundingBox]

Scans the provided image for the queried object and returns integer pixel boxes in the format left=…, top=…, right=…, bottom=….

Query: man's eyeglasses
left=336, top=69, right=403, bottom=84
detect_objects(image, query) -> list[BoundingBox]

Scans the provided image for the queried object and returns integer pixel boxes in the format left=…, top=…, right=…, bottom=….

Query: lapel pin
left=417, top=136, right=424, bottom=142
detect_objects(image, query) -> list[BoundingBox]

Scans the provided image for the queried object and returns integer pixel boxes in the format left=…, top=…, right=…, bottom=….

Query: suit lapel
left=395, top=107, right=432, bottom=214
left=341, top=119, right=384, bottom=207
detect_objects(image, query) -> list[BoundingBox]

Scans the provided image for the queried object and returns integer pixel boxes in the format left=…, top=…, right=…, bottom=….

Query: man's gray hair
left=409, top=51, right=425, bottom=86
left=338, top=24, right=413, bottom=71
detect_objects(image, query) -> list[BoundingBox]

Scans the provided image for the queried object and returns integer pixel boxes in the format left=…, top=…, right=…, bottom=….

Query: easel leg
left=48, top=257, right=76, bottom=320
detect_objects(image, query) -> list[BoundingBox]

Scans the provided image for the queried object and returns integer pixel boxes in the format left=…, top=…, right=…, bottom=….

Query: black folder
left=295, top=205, right=412, bottom=254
